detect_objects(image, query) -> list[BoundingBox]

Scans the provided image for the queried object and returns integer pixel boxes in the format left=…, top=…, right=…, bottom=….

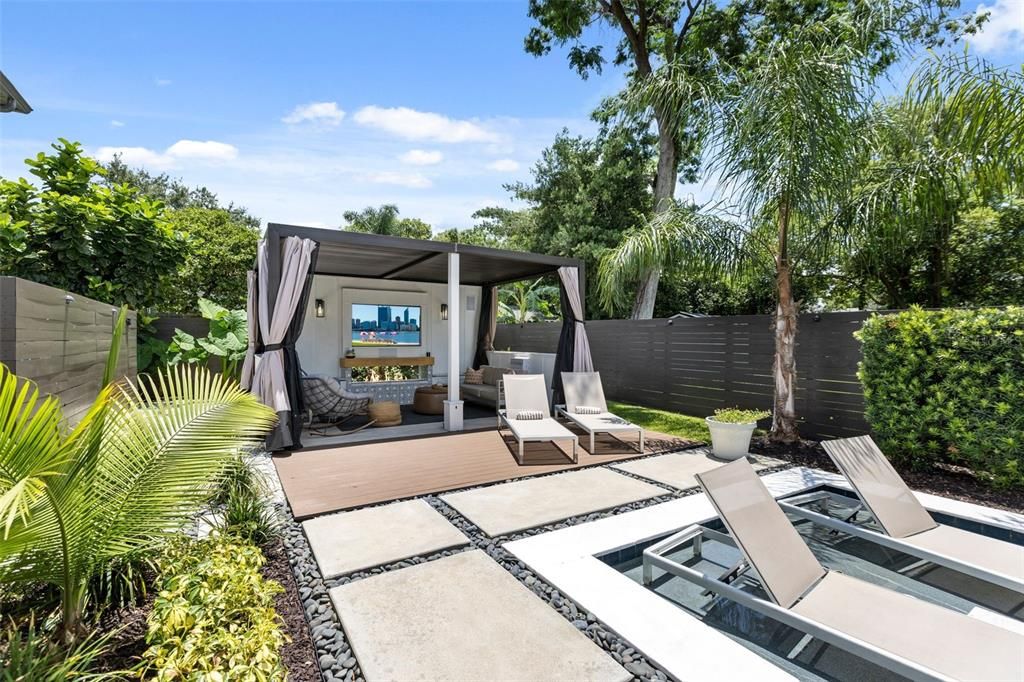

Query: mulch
left=90, top=539, right=319, bottom=679
left=750, top=436, right=1024, bottom=514
left=261, top=539, right=320, bottom=682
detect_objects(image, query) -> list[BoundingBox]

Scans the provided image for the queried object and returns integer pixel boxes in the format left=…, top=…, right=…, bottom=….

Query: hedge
left=142, top=536, right=288, bottom=680
left=857, top=307, right=1024, bottom=487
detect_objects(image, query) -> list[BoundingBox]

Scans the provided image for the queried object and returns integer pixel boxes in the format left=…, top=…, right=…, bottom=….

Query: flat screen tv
left=351, top=303, right=422, bottom=347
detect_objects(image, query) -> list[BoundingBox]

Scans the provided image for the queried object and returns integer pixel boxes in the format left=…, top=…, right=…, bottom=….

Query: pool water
left=600, top=486, right=1024, bottom=682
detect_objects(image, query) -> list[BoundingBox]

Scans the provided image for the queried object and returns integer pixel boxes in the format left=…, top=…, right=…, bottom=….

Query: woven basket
left=368, top=400, right=402, bottom=427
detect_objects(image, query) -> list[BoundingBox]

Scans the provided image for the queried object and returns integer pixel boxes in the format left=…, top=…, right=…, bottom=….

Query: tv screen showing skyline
left=351, top=303, right=422, bottom=346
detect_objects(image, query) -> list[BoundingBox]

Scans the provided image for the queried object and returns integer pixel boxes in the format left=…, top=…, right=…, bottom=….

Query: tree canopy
left=0, top=139, right=186, bottom=309
left=341, top=204, right=432, bottom=239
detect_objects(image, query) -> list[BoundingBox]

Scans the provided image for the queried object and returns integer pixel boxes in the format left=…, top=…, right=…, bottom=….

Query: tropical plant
left=166, top=298, right=248, bottom=381
left=141, top=536, right=287, bottom=679
left=843, top=53, right=1024, bottom=308
left=603, top=21, right=873, bottom=441
left=341, top=204, right=432, bottom=239
left=214, top=456, right=281, bottom=546
left=1, top=614, right=118, bottom=681
left=498, top=278, right=560, bottom=323
left=0, top=139, right=187, bottom=309
left=711, top=408, right=771, bottom=424
left=0, top=308, right=277, bottom=642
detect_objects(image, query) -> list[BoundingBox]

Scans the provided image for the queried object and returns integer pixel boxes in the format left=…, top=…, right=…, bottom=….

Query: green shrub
left=858, top=307, right=1024, bottom=486
left=142, top=536, right=287, bottom=680
left=214, top=456, right=282, bottom=546
left=710, top=407, right=771, bottom=424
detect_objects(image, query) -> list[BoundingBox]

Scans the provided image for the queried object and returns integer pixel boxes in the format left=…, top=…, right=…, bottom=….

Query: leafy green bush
left=858, top=307, right=1024, bottom=486
left=142, top=536, right=287, bottom=680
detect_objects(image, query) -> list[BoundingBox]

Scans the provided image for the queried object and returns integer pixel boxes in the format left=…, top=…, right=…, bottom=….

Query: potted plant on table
left=706, top=408, right=771, bottom=460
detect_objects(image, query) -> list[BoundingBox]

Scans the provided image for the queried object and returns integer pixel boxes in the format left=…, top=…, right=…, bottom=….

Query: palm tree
left=341, top=204, right=432, bottom=239
left=0, top=309, right=277, bottom=642
left=602, top=22, right=873, bottom=441
left=498, top=278, right=560, bottom=323
left=844, top=54, right=1024, bottom=307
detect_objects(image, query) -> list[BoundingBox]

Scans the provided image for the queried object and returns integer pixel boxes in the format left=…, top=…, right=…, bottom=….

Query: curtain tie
left=261, top=343, right=285, bottom=352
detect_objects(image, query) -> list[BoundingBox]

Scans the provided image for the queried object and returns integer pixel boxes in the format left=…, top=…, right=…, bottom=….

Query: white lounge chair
left=556, top=372, right=644, bottom=454
left=499, top=375, right=577, bottom=464
left=779, top=435, right=1024, bottom=595
left=643, top=459, right=1024, bottom=682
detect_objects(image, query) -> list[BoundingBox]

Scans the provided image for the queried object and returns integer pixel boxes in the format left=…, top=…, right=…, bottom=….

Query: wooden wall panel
left=494, top=311, right=877, bottom=441
left=0, top=277, right=137, bottom=424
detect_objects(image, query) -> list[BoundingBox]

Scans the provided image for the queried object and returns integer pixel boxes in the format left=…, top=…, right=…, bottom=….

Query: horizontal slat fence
left=0, top=277, right=136, bottom=424
left=494, top=311, right=875, bottom=441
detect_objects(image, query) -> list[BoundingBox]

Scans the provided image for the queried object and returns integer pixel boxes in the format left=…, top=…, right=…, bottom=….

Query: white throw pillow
left=515, top=410, right=545, bottom=420
left=574, top=406, right=601, bottom=415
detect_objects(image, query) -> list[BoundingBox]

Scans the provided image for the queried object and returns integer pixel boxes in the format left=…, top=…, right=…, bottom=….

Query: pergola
left=248, top=223, right=587, bottom=450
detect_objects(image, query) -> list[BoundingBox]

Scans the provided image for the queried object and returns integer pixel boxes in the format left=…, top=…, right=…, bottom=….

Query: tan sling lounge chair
left=643, top=459, right=1024, bottom=682
left=499, top=375, right=578, bottom=464
left=779, top=435, right=1024, bottom=595
left=556, top=372, right=644, bottom=454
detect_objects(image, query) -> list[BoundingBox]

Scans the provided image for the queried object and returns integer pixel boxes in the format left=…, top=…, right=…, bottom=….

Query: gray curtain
left=240, top=270, right=258, bottom=390
left=472, top=285, right=496, bottom=369
left=249, top=236, right=319, bottom=450
left=551, top=266, right=593, bottom=406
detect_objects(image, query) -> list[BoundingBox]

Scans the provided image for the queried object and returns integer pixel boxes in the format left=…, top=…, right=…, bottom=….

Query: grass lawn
left=607, top=400, right=710, bottom=443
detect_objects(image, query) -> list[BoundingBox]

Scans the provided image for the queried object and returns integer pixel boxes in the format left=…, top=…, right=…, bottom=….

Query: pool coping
left=505, top=466, right=1024, bottom=682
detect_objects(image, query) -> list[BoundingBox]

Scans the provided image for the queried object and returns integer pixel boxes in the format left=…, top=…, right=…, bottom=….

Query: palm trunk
left=630, top=110, right=678, bottom=320
left=771, top=203, right=800, bottom=442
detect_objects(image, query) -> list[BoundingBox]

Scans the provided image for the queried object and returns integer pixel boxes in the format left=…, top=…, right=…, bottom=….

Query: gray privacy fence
left=0, top=277, right=136, bottom=424
left=495, top=311, right=875, bottom=441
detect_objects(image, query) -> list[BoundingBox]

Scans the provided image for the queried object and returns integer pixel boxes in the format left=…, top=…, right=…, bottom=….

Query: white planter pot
left=706, top=417, right=756, bottom=460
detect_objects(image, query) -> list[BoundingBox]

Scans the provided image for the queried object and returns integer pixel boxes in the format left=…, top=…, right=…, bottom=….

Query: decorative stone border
left=276, top=446, right=795, bottom=682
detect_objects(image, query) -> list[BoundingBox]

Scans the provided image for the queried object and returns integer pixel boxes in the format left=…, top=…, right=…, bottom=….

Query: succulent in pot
left=706, top=408, right=771, bottom=460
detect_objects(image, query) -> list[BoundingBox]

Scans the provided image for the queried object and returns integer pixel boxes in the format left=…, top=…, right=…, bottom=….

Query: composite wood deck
left=274, top=427, right=692, bottom=520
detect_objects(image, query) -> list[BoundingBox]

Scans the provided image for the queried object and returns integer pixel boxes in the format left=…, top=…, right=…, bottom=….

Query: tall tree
left=526, top=0, right=980, bottom=318
left=601, top=22, right=873, bottom=441
left=341, top=204, right=432, bottom=239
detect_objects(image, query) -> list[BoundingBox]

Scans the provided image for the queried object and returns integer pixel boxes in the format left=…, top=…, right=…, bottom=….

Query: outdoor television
left=351, top=303, right=422, bottom=347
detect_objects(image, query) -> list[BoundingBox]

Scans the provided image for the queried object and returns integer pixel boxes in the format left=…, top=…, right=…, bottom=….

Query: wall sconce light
left=440, top=303, right=449, bottom=321
left=315, top=299, right=326, bottom=318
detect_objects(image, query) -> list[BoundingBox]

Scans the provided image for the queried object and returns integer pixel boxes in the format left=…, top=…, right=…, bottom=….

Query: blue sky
left=1, top=1, right=1021, bottom=231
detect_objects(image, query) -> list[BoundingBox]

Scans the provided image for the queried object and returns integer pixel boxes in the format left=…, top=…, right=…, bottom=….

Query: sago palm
left=0, top=311, right=276, bottom=642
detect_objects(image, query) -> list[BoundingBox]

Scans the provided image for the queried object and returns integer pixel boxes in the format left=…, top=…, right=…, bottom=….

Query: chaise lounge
left=499, top=374, right=577, bottom=464
left=779, top=435, right=1024, bottom=595
left=556, top=371, right=644, bottom=454
left=643, top=458, right=1024, bottom=682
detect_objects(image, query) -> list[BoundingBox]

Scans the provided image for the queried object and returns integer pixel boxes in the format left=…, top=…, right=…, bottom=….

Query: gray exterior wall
left=494, top=311, right=876, bottom=441
left=0, top=277, right=137, bottom=424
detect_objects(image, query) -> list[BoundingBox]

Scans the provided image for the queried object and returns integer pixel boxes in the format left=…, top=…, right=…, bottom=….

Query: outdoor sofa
left=556, top=371, right=644, bottom=454
left=779, top=435, right=1024, bottom=595
left=643, top=458, right=1024, bottom=682
left=460, top=365, right=514, bottom=411
left=499, top=374, right=577, bottom=464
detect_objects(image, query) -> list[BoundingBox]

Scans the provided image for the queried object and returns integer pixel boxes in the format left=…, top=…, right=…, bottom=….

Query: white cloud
left=94, top=139, right=238, bottom=169
left=353, top=106, right=498, bottom=143
left=282, top=101, right=346, bottom=126
left=155, top=78, right=172, bottom=87
left=165, top=139, right=238, bottom=161
left=362, top=171, right=432, bottom=188
left=94, top=146, right=176, bottom=169
left=399, top=149, right=443, bottom=165
left=109, top=120, right=125, bottom=128
left=970, top=0, right=1024, bottom=53
left=486, top=158, right=520, bottom=172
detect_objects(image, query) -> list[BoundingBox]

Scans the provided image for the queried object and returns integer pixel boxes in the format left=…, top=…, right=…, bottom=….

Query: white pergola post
left=444, top=251, right=464, bottom=431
